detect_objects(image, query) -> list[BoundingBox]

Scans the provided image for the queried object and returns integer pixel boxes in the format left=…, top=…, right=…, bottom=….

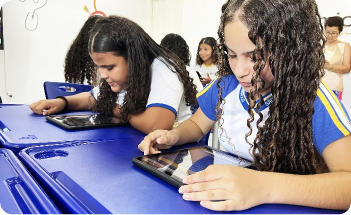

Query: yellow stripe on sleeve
left=196, top=77, right=219, bottom=98
left=320, top=81, right=348, bottom=120
left=316, top=89, right=350, bottom=136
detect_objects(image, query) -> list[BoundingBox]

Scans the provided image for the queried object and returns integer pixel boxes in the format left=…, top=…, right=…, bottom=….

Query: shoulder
left=197, top=75, right=239, bottom=99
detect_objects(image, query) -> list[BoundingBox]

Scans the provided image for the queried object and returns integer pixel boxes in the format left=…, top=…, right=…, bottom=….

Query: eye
left=106, top=66, right=114, bottom=71
left=227, top=53, right=236, bottom=59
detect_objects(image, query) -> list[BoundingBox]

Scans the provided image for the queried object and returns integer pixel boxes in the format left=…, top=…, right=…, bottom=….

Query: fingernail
left=182, top=194, right=190, bottom=200
left=182, top=178, right=187, bottom=184
left=178, top=187, right=185, bottom=194
left=200, top=201, right=206, bottom=207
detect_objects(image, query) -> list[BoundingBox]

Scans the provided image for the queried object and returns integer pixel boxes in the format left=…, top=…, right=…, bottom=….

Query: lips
left=107, top=82, right=115, bottom=87
left=240, top=81, right=252, bottom=87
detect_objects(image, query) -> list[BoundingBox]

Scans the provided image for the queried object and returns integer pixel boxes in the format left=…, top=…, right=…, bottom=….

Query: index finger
left=138, top=130, right=168, bottom=155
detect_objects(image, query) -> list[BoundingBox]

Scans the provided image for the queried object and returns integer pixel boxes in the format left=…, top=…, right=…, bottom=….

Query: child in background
left=64, top=15, right=100, bottom=86
left=139, top=0, right=351, bottom=211
left=160, top=33, right=203, bottom=93
left=193, top=37, right=219, bottom=86
left=30, top=15, right=198, bottom=134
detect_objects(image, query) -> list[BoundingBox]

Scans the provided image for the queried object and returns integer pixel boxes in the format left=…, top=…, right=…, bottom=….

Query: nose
left=231, top=58, right=251, bottom=78
left=99, top=68, right=108, bottom=80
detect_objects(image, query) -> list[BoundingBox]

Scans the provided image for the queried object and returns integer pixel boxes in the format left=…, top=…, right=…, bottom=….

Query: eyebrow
left=99, top=64, right=115, bottom=68
left=225, top=45, right=255, bottom=55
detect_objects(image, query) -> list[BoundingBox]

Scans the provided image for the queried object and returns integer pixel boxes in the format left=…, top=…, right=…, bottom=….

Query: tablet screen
left=135, top=146, right=252, bottom=183
left=46, top=114, right=128, bottom=130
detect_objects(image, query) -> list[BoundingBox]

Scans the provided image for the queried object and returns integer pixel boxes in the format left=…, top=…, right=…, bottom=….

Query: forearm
left=265, top=171, right=351, bottom=210
left=172, top=118, right=206, bottom=146
left=330, top=64, right=351, bottom=74
left=65, top=92, right=94, bottom=110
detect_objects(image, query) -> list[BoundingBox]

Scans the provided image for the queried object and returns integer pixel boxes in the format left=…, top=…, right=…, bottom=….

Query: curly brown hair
left=216, top=0, right=328, bottom=174
left=195, top=37, right=220, bottom=66
left=64, top=15, right=100, bottom=86
left=88, top=16, right=198, bottom=122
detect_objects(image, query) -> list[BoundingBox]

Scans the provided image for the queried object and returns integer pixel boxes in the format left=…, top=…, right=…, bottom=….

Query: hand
left=324, top=60, right=332, bottom=70
left=138, top=129, right=179, bottom=155
left=200, top=73, right=212, bottom=85
left=179, top=165, right=270, bottom=211
left=29, top=99, right=66, bottom=116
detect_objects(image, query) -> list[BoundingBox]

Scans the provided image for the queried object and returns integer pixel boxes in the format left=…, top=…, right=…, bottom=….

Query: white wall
left=0, top=0, right=151, bottom=104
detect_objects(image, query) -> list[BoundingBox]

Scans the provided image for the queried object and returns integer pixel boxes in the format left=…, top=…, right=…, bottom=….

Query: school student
left=64, top=15, right=100, bottom=86
left=160, top=33, right=203, bottom=93
left=138, top=0, right=351, bottom=211
left=30, top=15, right=198, bottom=134
left=193, top=37, right=219, bottom=86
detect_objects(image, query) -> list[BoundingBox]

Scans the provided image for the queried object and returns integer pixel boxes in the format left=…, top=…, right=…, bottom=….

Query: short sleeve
left=146, top=58, right=184, bottom=116
left=312, top=82, right=351, bottom=154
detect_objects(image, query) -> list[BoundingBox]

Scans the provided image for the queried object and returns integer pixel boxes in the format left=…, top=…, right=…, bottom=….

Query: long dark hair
left=64, top=15, right=100, bottom=86
left=195, top=37, right=220, bottom=65
left=88, top=16, right=198, bottom=122
left=216, top=0, right=327, bottom=174
left=160, top=33, right=191, bottom=66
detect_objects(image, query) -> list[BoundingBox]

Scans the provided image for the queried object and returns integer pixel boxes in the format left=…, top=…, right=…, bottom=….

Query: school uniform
left=197, top=75, right=351, bottom=161
left=92, top=58, right=192, bottom=128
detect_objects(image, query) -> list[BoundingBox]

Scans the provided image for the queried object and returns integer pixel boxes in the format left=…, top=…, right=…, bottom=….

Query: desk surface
left=19, top=139, right=346, bottom=214
left=0, top=104, right=145, bottom=153
left=0, top=148, right=60, bottom=214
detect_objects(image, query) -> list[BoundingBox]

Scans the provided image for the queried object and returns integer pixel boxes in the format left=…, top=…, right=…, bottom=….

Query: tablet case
left=132, top=145, right=253, bottom=188
left=45, top=114, right=129, bottom=130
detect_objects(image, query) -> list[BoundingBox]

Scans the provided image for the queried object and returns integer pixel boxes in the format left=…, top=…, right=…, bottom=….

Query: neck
left=326, top=40, right=339, bottom=46
left=203, top=59, right=213, bottom=66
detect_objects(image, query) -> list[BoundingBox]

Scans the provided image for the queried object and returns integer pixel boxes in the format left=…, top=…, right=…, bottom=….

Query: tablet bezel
left=46, top=114, right=129, bottom=130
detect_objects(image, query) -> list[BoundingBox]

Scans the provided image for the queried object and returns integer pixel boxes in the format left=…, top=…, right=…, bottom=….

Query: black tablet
left=45, top=114, right=129, bottom=130
left=132, top=146, right=253, bottom=188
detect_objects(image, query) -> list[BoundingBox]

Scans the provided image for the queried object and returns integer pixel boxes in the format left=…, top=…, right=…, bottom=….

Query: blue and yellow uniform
left=197, top=75, right=351, bottom=161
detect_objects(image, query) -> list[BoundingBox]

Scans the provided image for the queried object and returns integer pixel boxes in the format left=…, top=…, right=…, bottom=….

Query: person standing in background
left=194, top=37, right=219, bottom=86
left=160, top=33, right=203, bottom=93
left=322, top=16, right=351, bottom=100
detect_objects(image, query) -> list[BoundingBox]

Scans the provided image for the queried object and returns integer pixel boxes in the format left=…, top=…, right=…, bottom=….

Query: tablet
left=45, top=114, right=129, bottom=130
left=132, top=146, right=253, bottom=188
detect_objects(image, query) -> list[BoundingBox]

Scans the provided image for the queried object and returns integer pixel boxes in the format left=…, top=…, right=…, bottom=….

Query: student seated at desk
left=30, top=15, right=198, bottom=134
left=138, top=0, right=351, bottom=211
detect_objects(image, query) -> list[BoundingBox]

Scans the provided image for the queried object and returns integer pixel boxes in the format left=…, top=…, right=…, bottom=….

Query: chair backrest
left=44, top=81, right=93, bottom=99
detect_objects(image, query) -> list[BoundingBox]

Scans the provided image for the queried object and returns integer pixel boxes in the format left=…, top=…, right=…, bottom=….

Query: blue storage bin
left=0, top=148, right=61, bottom=214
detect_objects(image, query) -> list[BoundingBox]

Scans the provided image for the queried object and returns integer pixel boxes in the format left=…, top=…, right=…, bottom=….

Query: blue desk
left=0, top=148, right=61, bottom=214
left=0, top=104, right=145, bottom=154
left=18, top=139, right=346, bottom=214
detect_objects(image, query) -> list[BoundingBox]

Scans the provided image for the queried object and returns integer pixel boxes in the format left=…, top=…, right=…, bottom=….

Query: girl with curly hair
left=139, top=0, right=351, bottom=211
left=194, top=37, right=219, bottom=86
left=64, top=15, right=100, bottom=86
left=160, top=33, right=203, bottom=93
left=30, top=15, right=198, bottom=134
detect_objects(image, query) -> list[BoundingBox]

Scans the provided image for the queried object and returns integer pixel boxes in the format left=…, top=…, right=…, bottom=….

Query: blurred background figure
left=194, top=37, right=219, bottom=86
left=160, top=33, right=203, bottom=93
left=322, top=16, right=351, bottom=100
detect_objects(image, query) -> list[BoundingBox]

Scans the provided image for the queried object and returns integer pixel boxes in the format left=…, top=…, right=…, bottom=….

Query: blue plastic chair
left=44, top=81, right=92, bottom=99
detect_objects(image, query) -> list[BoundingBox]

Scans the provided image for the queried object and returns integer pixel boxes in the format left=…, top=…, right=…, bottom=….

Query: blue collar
left=239, top=87, right=273, bottom=113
